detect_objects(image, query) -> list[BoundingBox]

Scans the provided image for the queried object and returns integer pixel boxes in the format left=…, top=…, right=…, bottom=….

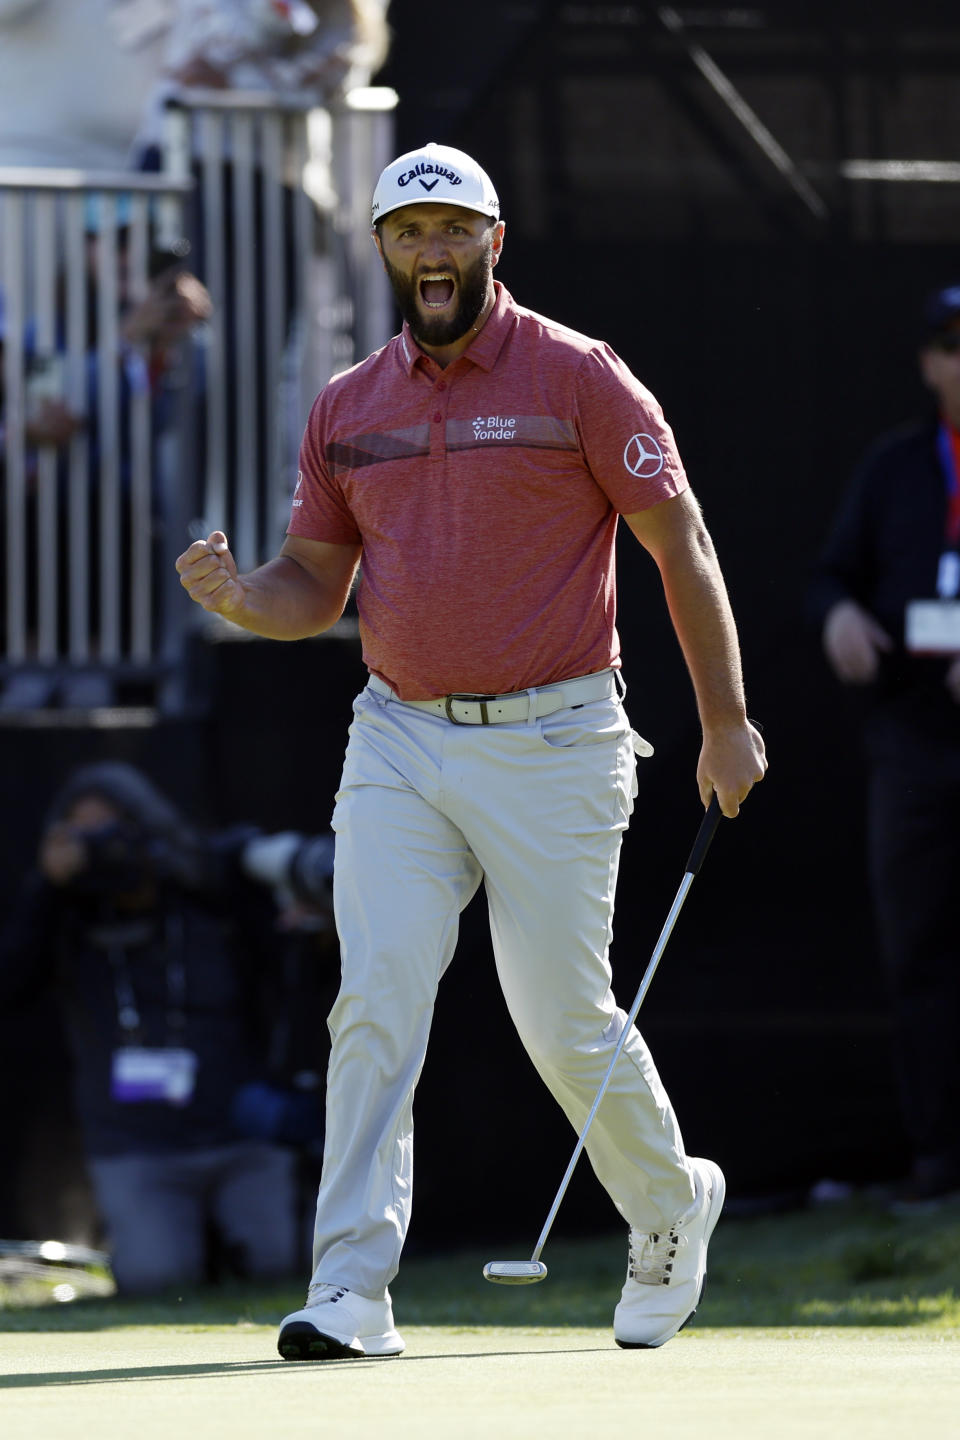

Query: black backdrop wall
left=5, top=2, right=959, bottom=1246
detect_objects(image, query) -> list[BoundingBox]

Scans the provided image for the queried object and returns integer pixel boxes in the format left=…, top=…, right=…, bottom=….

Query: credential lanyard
left=109, top=913, right=187, bottom=1042
left=936, top=421, right=960, bottom=597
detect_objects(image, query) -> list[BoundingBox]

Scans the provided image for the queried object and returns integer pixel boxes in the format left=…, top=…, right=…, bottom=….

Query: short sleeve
left=573, top=344, right=688, bottom=514
left=286, top=392, right=363, bottom=545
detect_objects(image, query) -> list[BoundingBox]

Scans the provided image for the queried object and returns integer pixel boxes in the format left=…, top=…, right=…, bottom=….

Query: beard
left=383, top=235, right=494, bottom=348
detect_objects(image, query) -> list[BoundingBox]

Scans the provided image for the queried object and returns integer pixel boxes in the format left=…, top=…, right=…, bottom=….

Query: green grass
left=2, top=1195, right=958, bottom=1334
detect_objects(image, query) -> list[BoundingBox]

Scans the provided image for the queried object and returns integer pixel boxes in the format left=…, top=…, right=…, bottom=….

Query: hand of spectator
left=25, top=397, right=85, bottom=448
left=39, top=823, right=89, bottom=885
left=168, top=56, right=229, bottom=88
left=292, top=53, right=352, bottom=91
left=945, top=654, right=960, bottom=704
left=274, top=898, right=334, bottom=934
left=823, top=599, right=894, bottom=683
left=122, top=268, right=213, bottom=350
left=176, top=530, right=245, bottom=618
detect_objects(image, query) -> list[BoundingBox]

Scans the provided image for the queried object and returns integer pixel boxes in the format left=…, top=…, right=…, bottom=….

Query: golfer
left=176, top=142, right=767, bottom=1358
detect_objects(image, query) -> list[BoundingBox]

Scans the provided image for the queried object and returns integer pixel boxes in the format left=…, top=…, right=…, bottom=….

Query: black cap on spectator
left=921, top=284, right=960, bottom=344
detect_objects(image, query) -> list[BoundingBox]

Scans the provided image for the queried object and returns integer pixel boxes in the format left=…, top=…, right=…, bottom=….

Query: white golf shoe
left=613, top=1156, right=725, bottom=1349
left=277, top=1281, right=405, bottom=1360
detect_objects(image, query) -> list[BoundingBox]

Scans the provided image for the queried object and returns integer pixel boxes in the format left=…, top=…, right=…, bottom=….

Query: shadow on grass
left=0, top=1346, right=614, bottom=1390
left=1, top=1362, right=296, bottom=1388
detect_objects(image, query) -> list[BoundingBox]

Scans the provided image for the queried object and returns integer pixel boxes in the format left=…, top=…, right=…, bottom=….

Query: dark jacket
left=807, top=419, right=960, bottom=748
left=0, top=764, right=275, bottom=1158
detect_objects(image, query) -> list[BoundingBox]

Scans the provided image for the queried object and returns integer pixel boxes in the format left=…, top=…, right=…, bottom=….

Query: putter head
left=482, top=1260, right=548, bottom=1285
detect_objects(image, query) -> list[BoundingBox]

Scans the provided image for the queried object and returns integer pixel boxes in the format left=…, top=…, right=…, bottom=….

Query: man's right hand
left=175, top=530, right=245, bottom=619
left=25, top=397, right=85, bottom=448
left=822, top=598, right=894, bottom=683
left=39, top=823, right=88, bottom=885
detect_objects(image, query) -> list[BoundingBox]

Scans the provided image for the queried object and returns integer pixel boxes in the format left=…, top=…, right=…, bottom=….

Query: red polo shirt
left=288, top=283, right=688, bottom=699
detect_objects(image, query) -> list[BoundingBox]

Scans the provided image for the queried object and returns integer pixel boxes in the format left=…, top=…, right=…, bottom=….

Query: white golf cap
left=371, top=142, right=500, bottom=225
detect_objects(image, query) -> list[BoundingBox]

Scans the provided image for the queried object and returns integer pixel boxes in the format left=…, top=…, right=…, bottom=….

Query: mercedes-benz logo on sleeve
left=623, top=433, right=665, bottom=478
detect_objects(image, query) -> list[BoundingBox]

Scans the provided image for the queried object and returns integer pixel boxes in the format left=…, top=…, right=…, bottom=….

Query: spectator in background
left=0, top=760, right=337, bottom=1292
left=162, top=0, right=389, bottom=101
left=0, top=0, right=173, bottom=170
left=0, top=1, right=389, bottom=177
left=0, top=211, right=212, bottom=708
left=808, top=284, right=960, bottom=1209
left=0, top=1, right=205, bottom=505
left=0, top=214, right=212, bottom=456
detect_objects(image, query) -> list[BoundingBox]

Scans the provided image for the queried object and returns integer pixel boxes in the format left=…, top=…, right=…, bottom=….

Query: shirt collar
left=395, top=282, right=515, bottom=378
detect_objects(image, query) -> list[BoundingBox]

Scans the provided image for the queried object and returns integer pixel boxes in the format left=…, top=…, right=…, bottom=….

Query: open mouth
left=419, top=273, right=456, bottom=309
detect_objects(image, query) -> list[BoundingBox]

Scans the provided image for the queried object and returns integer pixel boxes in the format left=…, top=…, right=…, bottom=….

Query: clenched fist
left=175, top=530, right=245, bottom=619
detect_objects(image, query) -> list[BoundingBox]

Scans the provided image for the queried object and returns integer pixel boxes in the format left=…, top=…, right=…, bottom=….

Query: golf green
left=2, top=1325, right=957, bottom=1439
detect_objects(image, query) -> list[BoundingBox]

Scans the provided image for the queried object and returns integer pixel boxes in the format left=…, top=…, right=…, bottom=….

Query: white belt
left=367, top=669, right=621, bottom=725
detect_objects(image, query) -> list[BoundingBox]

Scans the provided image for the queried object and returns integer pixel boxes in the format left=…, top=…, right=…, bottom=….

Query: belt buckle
left=444, top=692, right=497, bottom=725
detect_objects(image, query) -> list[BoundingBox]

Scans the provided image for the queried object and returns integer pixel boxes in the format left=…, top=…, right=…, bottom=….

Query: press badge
left=905, top=550, right=960, bottom=652
left=111, top=1047, right=197, bottom=1105
left=905, top=601, right=960, bottom=653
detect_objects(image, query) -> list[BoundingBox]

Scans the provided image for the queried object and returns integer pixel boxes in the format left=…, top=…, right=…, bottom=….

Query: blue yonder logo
left=473, top=414, right=516, bottom=440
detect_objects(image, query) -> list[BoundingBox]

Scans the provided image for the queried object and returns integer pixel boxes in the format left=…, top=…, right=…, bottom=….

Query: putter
left=483, top=793, right=724, bottom=1284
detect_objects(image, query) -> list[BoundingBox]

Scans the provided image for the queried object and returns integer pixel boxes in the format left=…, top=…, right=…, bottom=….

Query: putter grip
left=684, top=793, right=723, bottom=875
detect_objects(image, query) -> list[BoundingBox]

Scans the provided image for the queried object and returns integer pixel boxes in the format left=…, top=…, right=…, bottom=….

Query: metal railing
left=0, top=87, right=395, bottom=713
left=0, top=170, right=194, bottom=709
left=160, top=84, right=396, bottom=577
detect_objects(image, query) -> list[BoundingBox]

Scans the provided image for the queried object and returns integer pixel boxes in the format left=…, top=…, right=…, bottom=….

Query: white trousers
left=312, top=679, right=695, bottom=1299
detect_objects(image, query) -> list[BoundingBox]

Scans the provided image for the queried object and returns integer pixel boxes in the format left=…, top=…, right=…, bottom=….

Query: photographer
left=0, top=760, right=336, bottom=1293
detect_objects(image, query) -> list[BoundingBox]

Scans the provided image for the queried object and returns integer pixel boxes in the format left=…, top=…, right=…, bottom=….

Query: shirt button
left=437, top=381, right=447, bottom=392
left=433, top=412, right=442, bottom=423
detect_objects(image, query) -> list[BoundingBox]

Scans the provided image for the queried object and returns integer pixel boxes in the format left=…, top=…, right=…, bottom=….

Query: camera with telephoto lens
left=71, top=822, right=178, bottom=895
left=286, top=834, right=335, bottom=905
left=240, top=831, right=335, bottom=907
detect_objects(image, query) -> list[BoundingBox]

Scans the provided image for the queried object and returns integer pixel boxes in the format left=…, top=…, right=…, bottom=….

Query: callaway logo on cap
left=371, top=143, right=500, bottom=225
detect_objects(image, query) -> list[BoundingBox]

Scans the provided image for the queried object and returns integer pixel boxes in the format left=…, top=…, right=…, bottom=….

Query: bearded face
left=381, top=224, right=496, bottom=349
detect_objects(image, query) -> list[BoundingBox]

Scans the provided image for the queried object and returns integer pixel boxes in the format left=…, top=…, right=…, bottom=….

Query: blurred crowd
left=0, top=0, right=389, bottom=171
left=0, top=0, right=389, bottom=706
